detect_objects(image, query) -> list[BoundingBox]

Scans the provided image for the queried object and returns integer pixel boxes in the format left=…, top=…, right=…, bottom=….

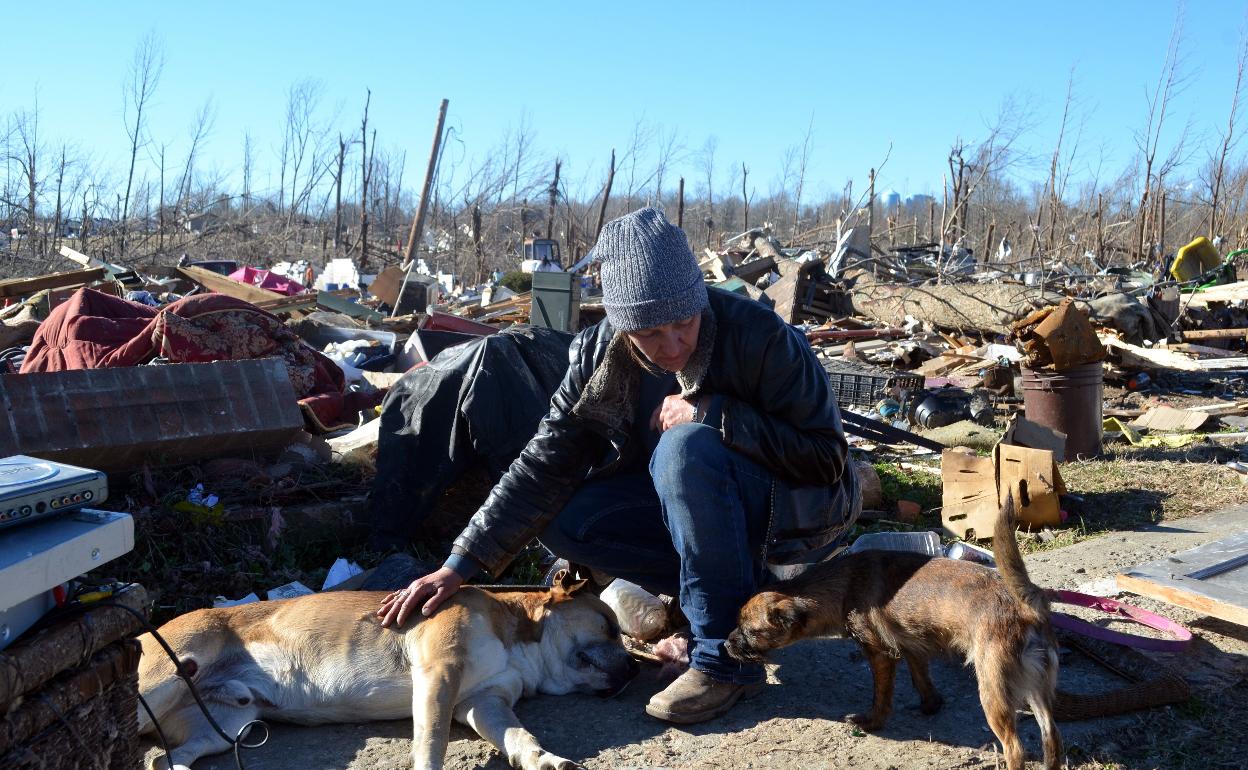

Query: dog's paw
left=846, top=712, right=885, bottom=731
left=538, top=752, right=584, bottom=770
left=919, top=693, right=944, bottom=715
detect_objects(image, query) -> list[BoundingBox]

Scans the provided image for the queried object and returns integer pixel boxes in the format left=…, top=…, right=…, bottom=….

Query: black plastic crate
left=822, top=359, right=924, bottom=409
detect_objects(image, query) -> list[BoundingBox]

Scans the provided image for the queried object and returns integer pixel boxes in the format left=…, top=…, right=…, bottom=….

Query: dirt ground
left=141, top=504, right=1248, bottom=770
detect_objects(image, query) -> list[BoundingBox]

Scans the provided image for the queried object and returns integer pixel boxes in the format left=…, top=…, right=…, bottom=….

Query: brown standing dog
left=726, top=496, right=1061, bottom=770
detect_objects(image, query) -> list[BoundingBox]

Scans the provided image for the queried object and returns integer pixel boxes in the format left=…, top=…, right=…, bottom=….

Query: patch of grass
left=1061, top=458, right=1246, bottom=523
left=872, top=462, right=943, bottom=511
left=1010, top=456, right=1247, bottom=554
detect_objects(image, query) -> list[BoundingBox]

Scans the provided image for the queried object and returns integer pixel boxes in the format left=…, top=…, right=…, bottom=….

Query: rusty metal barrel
left=1021, top=362, right=1104, bottom=459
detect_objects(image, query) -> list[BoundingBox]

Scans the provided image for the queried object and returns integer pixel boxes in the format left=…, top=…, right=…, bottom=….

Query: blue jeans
left=539, top=422, right=834, bottom=685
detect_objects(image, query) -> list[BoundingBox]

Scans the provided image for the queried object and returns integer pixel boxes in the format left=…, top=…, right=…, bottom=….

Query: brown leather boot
left=644, top=668, right=763, bottom=724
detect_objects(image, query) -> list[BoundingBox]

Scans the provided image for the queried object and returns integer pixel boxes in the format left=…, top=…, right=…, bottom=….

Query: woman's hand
left=376, top=567, right=464, bottom=628
left=650, top=395, right=701, bottom=432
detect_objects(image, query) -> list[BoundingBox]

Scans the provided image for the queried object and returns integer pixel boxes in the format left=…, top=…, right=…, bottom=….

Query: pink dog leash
left=1048, top=589, right=1193, bottom=653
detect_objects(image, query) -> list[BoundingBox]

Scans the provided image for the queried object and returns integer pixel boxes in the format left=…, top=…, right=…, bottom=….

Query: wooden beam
left=1117, top=530, right=1248, bottom=628
left=178, top=265, right=284, bottom=305
left=59, top=245, right=125, bottom=274
left=253, top=293, right=318, bottom=314
left=1181, top=327, right=1248, bottom=341
left=0, top=268, right=107, bottom=298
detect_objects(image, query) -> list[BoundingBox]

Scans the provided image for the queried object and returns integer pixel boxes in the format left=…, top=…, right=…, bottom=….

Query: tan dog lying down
left=137, top=571, right=636, bottom=770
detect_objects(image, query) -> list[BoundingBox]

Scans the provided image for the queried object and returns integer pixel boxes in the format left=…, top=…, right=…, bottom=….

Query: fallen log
left=850, top=274, right=1061, bottom=336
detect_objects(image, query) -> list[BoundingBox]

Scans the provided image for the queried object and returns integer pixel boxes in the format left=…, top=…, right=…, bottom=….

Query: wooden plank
left=1130, top=405, right=1212, bottom=432
left=59, top=244, right=124, bottom=273
left=254, top=293, right=318, bottom=313
left=1182, top=281, right=1248, bottom=308
left=1185, top=401, right=1248, bottom=415
left=1117, top=530, right=1248, bottom=628
left=1169, top=343, right=1245, bottom=359
left=1116, top=573, right=1248, bottom=627
left=1181, top=328, right=1248, bottom=340
left=178, top=265, right=284, bottom=305
left=464, top=292, right=530, bottom=319
left=1102, top=336, right=1201, bottom=372
left=0, top=267, right=106, bottom=297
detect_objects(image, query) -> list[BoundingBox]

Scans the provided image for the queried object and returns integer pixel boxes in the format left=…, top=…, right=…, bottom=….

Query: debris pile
left=2, top=223, right=1246, bottom=631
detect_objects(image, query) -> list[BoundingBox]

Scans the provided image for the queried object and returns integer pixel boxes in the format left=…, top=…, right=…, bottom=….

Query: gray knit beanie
left=594, top=207, right=708, bottom=332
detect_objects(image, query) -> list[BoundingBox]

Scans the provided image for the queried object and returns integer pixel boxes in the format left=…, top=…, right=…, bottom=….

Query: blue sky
left=5, top=1, right=1247, bottom=204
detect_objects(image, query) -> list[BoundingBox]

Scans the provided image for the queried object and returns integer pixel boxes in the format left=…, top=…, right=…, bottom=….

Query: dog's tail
left=992, top=492, right=1048, bottom=624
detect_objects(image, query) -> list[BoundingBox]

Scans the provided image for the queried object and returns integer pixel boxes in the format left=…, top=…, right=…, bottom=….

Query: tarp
left=228, top=266, right=305, bottom=296
left=368, top=326, right=573, bottom=546
left=20, top=288, right=378, bottom=432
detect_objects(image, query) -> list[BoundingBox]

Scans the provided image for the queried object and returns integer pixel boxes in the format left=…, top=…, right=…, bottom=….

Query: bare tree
left=699, top=136, right=717, bottom=244
left=278, top=79, right=325, bottom=229
left=242, top=130, right=254, bottom=213
left=792, top=114, right=814, bottom=236
left=332, top=134, right=346, bottom=253
left=1034, top=70, right=1077, bottom=255
left=175, top=99, right=216, bottom=222
left=7, top=106, right=41, bottom=257
left=742, top=162, right=750, bottom=230
left=651, top=126, right=681, bottom=207
left=1205, top=27, right=1247, bottom=238
left=358, top=90, right=375, bottom=269
left=1134, top=12, right=1188, bottom=260
left=119, top=33, right=163, bottom=259
left=942, top=98, right=1032, bottom=251
left=621, top=117, right=656, bottom=210
left=51, top=144, right=74, bottom=256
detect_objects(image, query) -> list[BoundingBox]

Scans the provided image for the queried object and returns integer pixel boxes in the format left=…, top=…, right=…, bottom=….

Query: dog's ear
left=550, top=568, right=590, bottom=602
left=764, top=596, right=806, bottom=632
left=511, top=597, right=547, bottom=643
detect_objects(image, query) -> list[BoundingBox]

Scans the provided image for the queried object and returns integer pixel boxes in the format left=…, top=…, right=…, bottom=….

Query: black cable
left=97, top=598, right=270, bottom=770
left=138, top=692, right=174, bottom=769
left=14, top=583, right=268, bottom=770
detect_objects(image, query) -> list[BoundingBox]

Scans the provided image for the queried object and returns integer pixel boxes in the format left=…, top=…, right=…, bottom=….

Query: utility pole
left=395, top=98, right=449, bottom=318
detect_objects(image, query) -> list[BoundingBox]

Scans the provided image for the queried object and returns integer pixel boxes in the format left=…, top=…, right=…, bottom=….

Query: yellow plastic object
left=1170, top=237, right=1221, bottom=282
left=1103, top=417, right=1202, bottom=448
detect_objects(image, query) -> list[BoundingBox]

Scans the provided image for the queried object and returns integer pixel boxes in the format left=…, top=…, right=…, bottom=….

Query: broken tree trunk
left=851, top=274, right=1062, bottom=335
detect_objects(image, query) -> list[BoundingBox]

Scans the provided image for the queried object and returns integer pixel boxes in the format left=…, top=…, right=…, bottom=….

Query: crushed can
left=944, top=541, right=996, bottom=567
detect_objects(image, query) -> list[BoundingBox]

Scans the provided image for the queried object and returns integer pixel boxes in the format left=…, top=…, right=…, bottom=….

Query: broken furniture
left=762, top=259, right=850, bottom=324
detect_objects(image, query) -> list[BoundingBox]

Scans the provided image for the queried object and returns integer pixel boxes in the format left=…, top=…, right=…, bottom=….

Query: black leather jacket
left=451, top=288, right=856, bottom=576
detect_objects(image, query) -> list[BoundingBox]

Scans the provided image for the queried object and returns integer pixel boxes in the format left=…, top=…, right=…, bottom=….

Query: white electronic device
left=0, top=455, right=108, bottom=529
left=0, top=508, right=134, bottom=649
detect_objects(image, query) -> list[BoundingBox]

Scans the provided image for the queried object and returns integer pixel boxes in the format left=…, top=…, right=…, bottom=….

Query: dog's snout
left=578, top=640, right=638, bottom=697
left=725, top=629, right=763, bottom=663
